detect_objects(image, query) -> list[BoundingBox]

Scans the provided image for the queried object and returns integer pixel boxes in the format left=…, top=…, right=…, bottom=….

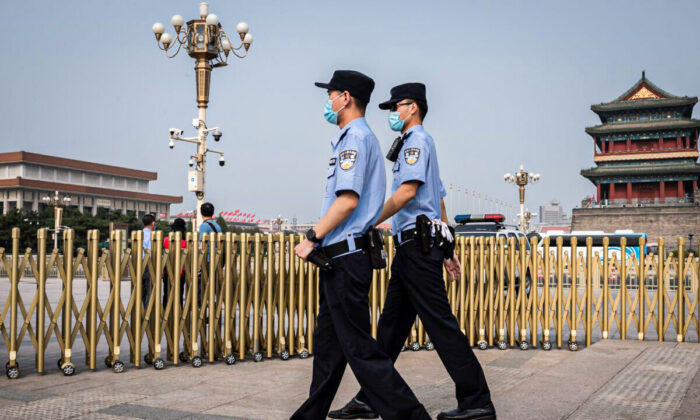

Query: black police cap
left=315, top=70, right=375, bottom=103
left=378, top=82, right=428, bottom=112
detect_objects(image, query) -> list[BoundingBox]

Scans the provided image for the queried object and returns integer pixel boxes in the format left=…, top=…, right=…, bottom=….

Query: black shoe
left=328, top=398, right=379, bottom=419
left=437, top=402, right=496, bottom=420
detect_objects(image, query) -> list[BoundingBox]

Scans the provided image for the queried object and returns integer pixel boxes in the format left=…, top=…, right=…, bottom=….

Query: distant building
left=572, top=74, right=700, bottom=249
left=0, top=151, right=182, bottom=218
left=539, top=200, right=567, bottom=225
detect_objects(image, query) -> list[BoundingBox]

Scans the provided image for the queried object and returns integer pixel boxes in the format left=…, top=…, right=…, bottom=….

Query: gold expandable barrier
left=0, top=229, right=698, bottom=379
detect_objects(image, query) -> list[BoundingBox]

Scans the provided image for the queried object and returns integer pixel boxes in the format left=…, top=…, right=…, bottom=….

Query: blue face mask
left=388, top=111, right=405, bottom=132
left=323, top=93, right=346, bottom=125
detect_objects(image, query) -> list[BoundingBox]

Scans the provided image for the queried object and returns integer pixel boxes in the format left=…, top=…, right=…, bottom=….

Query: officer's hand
left=444, top=255, right=462, bottom=282
left=295, top=239, right=315, bottom=262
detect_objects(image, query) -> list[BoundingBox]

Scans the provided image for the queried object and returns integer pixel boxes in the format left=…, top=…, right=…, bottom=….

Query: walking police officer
left=291, top=71, right=430, bottom=420
left=329, top=83, right=496, bottom=420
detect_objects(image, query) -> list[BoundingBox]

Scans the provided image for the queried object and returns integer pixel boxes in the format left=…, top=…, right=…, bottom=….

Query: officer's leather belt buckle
left=321, top=236, right=369, bottom=259
left=394, top=228, right=419, bottom=246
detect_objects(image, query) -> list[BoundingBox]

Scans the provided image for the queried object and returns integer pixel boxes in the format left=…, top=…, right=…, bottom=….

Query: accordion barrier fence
left=1, top=228, right=698, bottom=379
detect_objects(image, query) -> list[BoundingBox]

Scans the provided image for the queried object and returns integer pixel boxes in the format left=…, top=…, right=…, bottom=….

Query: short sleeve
left=334, top=133, right=366, bottom=197
left=439, top=179, right=447, bottom=198
left=396, top=136, right=429, bottom=185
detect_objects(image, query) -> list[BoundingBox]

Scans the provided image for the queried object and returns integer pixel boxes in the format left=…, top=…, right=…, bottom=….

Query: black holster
left=366, top=228, right=387, bottom=269
left=308, top=248, right=333, bottom=272
left=415, top=215, right=433, bottom=254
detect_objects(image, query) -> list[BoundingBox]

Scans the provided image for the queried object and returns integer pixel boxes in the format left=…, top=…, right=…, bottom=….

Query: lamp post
left=42, top=190, right=71, bottom=250
left=275, top=215, right=288, bottom=233
left=152, top=2, right=253, bottom=232
left=504, top=164, right=540, bottom=232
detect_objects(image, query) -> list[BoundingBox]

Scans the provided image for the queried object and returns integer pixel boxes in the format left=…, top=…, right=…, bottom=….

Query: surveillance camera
left=188, top=158, right=194, bottom=167
left=192, top=118, right=200, bottom=129
left=169, top=128, right=183, bottom=137
left=219, top=156, right=225, bottom=167
left=212, top=129, right=222, bottom=141
left=169, top=140, right=174, bottom=149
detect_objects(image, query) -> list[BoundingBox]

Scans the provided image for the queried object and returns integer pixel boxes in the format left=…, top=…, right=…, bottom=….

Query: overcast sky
left=2, top=1, right=699, bottom=223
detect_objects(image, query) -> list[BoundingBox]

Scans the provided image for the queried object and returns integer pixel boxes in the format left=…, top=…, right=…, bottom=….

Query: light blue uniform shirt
left=320, top=117, right=386, bottom=250
left=390, top=125, right=446, bottom=234
left=142, top=227, right=153, bottom=258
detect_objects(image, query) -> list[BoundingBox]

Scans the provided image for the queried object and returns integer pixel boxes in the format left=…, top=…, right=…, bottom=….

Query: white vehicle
left=453, top=214, right=530, bottom=250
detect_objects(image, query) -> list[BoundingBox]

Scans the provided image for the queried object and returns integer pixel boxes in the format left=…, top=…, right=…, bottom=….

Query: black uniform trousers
left=355, top=239, right=492, bottom=410
left=291, top=250, right=430, bottom=420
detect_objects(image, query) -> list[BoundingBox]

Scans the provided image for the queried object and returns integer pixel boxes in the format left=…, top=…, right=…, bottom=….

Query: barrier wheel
left=192, top=356, right=203, bottom=368
left=497, top=340, right=507, bottom=350
left=144, top=353, right=153, bottom=365
left=225, top=354, right=236, bottom=365
left=280, top=350, right=290, bottom=361
left=179, top=352, right=187, bottom=363
left=568, top=341, right=578, bottom=351
left=542, top=341, right=552, bottom=351
left=518, top=341, right=529, bottom=351
left=153, top=358, right=165, bottom=370
left=6, top=366, right=19, bottom=379
left=410, top=342, right=420, bottom=352
left=299, top=350, right=309, bottom=359
left=478, top=341, right=488, bottom=350
left=401, top=345, right=407, bottom=352
left=425, top=341, right=434, bottom=351
left=104, top=356, right=113, bottom=368
left=112, top=360, right=125, bottom=373
left=62, top=363, right=75, bottom=376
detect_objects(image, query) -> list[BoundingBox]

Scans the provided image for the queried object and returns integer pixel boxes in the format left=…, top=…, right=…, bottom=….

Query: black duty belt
left=394, top=228, right=418, bottom=245
left=321, top=236, right=369, bottom=258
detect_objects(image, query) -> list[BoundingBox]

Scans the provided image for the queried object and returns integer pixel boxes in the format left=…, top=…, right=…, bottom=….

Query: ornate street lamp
left=504, top=164, right=540, bottom=232
left=152, top=2, right=253, bottom=231
left=275, top=215, right=288, bottom=233
left=42, top=190, right=71, bottom=249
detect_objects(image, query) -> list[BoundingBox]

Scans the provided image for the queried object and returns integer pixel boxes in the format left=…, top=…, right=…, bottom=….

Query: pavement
left=1, top=340, right=699, bottom=419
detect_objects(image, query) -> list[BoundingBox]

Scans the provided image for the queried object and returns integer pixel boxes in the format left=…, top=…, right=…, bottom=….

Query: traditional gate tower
left=582, top=72, right=700, bottom=205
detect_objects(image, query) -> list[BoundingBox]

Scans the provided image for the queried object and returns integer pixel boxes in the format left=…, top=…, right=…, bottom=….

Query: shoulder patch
left=339, top=150, right=358, bottom=170
left=404, top=147, right=421, bottom=165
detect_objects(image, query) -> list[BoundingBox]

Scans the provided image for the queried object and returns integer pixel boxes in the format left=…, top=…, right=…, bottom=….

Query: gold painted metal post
left=497, top=237, right=506, bottom=347
left=459, top=238, right=467, bottom=333
left=88, top=230, right=99, bottom=370
left=224, top=233, right=234, bottom=361
left=253, top=235, right=262, bottom=359
left=191, top=232, right=200, bottom=362
left=620, top=237, right=627, bottom=340
left=468, top=237, right=476, bottom=345
left=62, top=229, right=74, bottom=368
left=239, top=233, right=248, bottom=360
left=556, top=237, right=563, bottom=348
left=288, top=234, right=296, bottom=356
left=638, top=237, right=646, bottom=341
left=8, top=228, right=20, bottom=370
left=487, top=237, right=495, bottom=346
left=518, top=237, right=527, bottom=347
left=36, top=229, right=47, bottom=373
left=542, top=237, right=551, bottom=347
left=112, top=231, right=123, bottom=366
left=530, top=236, right=538, bottom=348
left=277, top=233, right=286, bottom=357
left=208, top=232, right=217, bottom=362
left=603, top=237, right=609, bottom=339
left=569, top=237, right=577, bottom=348
left=266, top=234, right=274, bottom=358
left=307, top=256, right=315, bottom=354
left=173, top=232, right=182, bottom=364
left=586, top=237, right=593, bottom=347
left=658, top=238, right=665, bottom=342
left=133, top=231, right=143, bottom=367
left=508, top=237, right=517, bottom=347
left=477, top=237, right=486, bottom=347
left=678, top=237, right=685, bottom=343
left=153, top=231, right=163, bottom=363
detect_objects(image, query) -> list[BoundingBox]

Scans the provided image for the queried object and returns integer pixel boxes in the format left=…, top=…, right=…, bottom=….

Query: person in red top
left=163, top=218, right=187, bottom=307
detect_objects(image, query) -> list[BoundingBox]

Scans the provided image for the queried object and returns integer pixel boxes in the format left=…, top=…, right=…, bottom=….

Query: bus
left=537, top=230, right=647, bottom=261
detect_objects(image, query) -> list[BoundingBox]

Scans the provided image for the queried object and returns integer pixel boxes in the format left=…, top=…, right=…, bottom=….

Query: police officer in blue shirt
left=329, top=83, right=495, bottom=420
left=291, top=71, right=430, bottom=420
